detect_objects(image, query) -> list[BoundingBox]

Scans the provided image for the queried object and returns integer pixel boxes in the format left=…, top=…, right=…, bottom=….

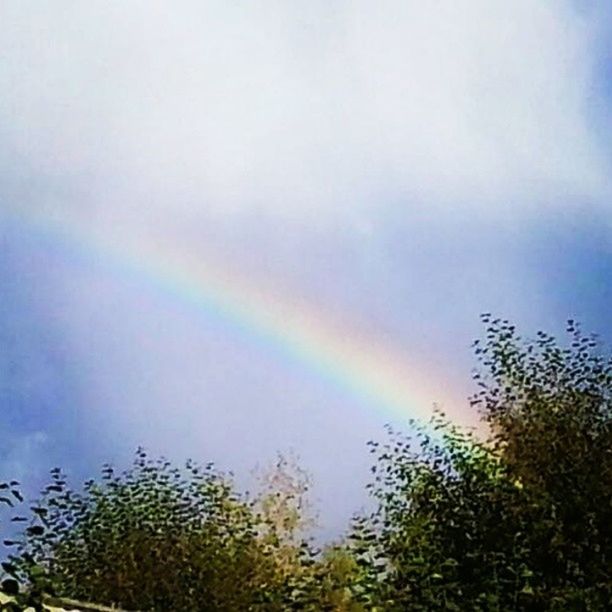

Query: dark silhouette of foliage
left=0, top=479, right=48, bottom=611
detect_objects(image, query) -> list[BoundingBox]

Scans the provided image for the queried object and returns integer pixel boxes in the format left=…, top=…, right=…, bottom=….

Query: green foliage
left=3, top=316, right=612, bottom=610
left=350, top=418, right=532, bottom=610
left=349, top=316, right=612, bottom=610
left=2, top=451, right=367, bottom=611
left=473, top=316, right=612, bottom=608
left=253, top=452, right=315, bottom=564
left=6, top=451, right=291, bottom=611
left=0, top=480, right=46, bottom=611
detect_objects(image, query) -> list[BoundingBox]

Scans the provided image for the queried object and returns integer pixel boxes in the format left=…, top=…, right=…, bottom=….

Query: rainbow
left=2, top=205, right=470, bottom=429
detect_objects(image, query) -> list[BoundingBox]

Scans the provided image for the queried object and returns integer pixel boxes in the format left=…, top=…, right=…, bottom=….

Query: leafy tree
left=250, top=453, right=365, bottom=610
left=7, top=450, right=288, bottom=611
left=252, top=452, right=315, bottom=569
left=350, top=316, right=612, bottom=611
left=349, top=418, right=529, bottom=610
left=473, top=316, right=612, bottom=608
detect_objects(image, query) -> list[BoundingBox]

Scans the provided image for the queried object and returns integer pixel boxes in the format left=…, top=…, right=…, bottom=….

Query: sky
left=1, top=1, right=611, bottom=538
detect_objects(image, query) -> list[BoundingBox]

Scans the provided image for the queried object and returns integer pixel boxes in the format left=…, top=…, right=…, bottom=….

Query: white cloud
left=0, top=1, right=609, bottom=227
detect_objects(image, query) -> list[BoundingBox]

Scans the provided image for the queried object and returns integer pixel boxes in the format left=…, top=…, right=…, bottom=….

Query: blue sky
left=1, top=1, right=611, bottom=538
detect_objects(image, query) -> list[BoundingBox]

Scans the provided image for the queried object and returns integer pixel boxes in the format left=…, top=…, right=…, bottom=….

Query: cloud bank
left=0, top=1, right=609, bottom=228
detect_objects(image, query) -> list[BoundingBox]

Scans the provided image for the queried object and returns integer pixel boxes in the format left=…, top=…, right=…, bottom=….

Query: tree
left=472, top=316, right=612, bottom=608
left=350, top=316, right=612, bottom=610
left=253, top=453, right=314, bottom=554
left=7, top=450, right=286, bottom=611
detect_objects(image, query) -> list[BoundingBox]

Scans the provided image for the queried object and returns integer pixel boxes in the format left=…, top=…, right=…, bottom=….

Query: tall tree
left=351, top=316, right=612, bottom=610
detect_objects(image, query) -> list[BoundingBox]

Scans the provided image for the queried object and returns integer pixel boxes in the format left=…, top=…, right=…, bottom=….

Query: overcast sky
left=1, top=1, right=611, bottom=537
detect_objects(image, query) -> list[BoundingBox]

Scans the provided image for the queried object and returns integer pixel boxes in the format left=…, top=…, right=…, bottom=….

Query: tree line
left=1, top=315, right=612, bottom=610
